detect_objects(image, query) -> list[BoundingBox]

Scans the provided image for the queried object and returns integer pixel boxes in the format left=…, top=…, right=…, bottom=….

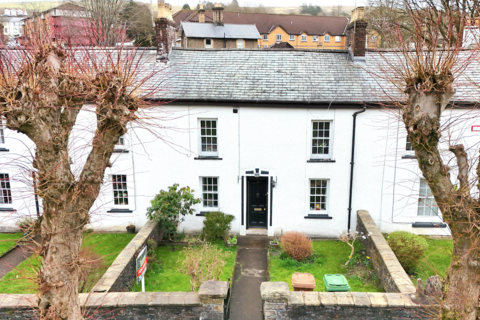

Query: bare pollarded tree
left=0, top=22, right=166, bottom=319
left=371, top=0, right=480, bottom=318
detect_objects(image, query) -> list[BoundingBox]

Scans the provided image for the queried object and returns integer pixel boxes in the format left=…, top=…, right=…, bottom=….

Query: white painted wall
left=1, top=105, right=479, bottom=237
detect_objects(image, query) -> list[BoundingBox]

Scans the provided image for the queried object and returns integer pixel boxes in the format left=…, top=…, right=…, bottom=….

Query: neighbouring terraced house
left=0, top=4, right=478, bottom=238
left=173, top=5, right=349, bottom=49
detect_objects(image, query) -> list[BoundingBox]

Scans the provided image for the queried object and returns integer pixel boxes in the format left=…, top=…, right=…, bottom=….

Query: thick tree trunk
left=404, top=90, right=480, bottom=320
left=38, top=213, right=84, bottom=320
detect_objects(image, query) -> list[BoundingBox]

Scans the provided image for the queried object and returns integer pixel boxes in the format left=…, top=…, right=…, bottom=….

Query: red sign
left=136, top=257, right=147, bottom=277
left=472, top=125, right=480, bottom=132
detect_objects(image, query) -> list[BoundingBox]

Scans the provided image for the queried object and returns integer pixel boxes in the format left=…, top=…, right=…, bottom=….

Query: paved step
left=229, top=236, right=269, bottom=320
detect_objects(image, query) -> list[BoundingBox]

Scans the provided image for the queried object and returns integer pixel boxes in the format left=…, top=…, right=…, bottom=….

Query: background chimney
left=345, top=6, right=367, bottom=63
left=212, top=3, right=224, bottom=26
left=198, top=4, right=205, bottom=23
left=155, top=0, right=176, bottom=59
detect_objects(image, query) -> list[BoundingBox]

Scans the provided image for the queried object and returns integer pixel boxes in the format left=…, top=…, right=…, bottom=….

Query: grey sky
left=0, top=0, right=366, bottom=8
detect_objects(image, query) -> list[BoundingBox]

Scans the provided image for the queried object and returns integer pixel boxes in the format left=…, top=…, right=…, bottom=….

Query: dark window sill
left=307, top=159, right=336, bottom=163
left=402, top=155, right=416, bottom=159
left=304, top=214, right=332, bottom=219
left=0, top=208, right=15, bottom=212
left=412, top=222, right=447, bottom=228
left=113, top=149, right=129, bottom=153
left=107, top=209, right=133, bottom=213
left=196, top=212, right=207, bottom=216
left=194, top=157, right=222, bottom=160
left=0, top=148, right=9, bottom=152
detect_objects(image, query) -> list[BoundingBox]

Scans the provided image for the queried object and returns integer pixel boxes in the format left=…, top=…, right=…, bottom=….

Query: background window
left=276, top=34, right=282, bottom=41
left=116, top=135, right=125, bottom=146
left=202, top=177, right=218, bottom=207
left=324, top=35, right=330, bottom=42
left=311, top=121, right=331, bottom=157
left=418, top=178, right=438, bottom=216
left=237, top=39, right=244, bottom=48
left=335, top=36, right=341, bottom=42
left=0, top=118, right=4, bottom=144
left=406, top=137, right=413, bottom=151
left=263, top=34, right=268, bottom=41
left=205, top=38, right=212, bottom=48
left=313, top=35, right=318, bottom=42
left=200, top=119, right=218, bottom=155
left=0, top=174, right=12, bottom=204
left=301, top=35, right=307, bottom=42
left=112, top=175, right=128, bottom=205
left=310, top=179, right=328, bottom=211
left=289, top=35, right=295, bottom=41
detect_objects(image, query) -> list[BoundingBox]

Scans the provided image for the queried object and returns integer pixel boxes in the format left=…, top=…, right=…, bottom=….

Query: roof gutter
left=347, top=105, right=366, bottom=230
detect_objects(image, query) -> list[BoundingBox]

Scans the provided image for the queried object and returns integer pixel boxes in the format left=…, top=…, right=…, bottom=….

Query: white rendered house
left=0, top=45, right=479, bottom=238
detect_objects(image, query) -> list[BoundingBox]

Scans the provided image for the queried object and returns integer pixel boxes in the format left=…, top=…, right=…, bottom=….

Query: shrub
left=180, top=242, right=232, bottom=291
left=201, top=211, right=235, bottom=242
left=146, top=184, right=201, bottom=240
left=280, top=231, right=313, bottom=261
left=387, top=231, right=428, bottom=273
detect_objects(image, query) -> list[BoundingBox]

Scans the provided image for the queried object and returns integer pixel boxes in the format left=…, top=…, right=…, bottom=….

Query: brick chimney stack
left=212, top=3, right=224, bottom=26
left=155, top=0, right=176, bottom=60
left=198, top=4, right=205, bottom=23
left=345, top=7, right=367, bottom=64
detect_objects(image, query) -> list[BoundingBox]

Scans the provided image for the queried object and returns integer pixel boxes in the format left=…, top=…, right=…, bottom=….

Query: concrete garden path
left=0, top=235, right=40, bottom=279
left=229, top=235, right=269, bottom=320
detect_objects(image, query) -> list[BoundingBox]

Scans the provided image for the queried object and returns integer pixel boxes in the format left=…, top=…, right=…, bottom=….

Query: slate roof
left=173, top=10, right=349, bottom=36
left=151, top=48, right=480, bottom=105
left=181, top=22, right=260, bottom=39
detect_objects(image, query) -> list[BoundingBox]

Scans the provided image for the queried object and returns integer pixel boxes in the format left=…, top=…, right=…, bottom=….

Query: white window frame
left=312, top=35, right=318, bottom=42
left=263, top=34, right=268, bottom=41
left=205, top=38, right=212, bottom=48
left=276, top=34, right=282, bottom=41
left=0, top=173, right=12, bottom=205
left=308, top=179, right=329, bottom=214
left=324, top=35, right=330, bottom=42
left=198, top=119, right=219, bottom=157
left=116, top=135, right=125, bottom=147
left=418, top=178, right=439, bottom=216
left=405, top=136, right=413, bottom=151
left=311, top=120, right=333, bottom=159
left=289, top=35, right=295, bottom=41
left=263, top=45, right=269, bottom=48
left=112, top=174, right=129, bottom=207
left=201, top=177, right=219, bottom=209
left=237, top=39, right=244, bottom=48
left=301, top=35, right=307, bottom=42
left=335, top=36, right=341, bottom=43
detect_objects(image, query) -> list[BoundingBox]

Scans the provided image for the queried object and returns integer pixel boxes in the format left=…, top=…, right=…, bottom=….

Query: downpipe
left=347, top=106, right=366, bottom=230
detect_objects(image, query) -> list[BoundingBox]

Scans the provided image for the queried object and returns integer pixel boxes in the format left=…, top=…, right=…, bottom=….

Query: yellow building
left=174, top=10, right=349, bottom=50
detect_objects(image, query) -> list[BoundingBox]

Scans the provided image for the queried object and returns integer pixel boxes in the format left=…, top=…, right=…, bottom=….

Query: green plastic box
left=323, top=274, right=351, bottom=292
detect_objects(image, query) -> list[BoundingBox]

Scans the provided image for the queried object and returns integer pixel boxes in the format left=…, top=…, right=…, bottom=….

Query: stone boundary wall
left=356, top=210, right=416, bottom=294
left=0, top=281, right=228, bottom=320
left=261, top=282, right=435, bottom=320
left=93, top=220, right=162, bottom=293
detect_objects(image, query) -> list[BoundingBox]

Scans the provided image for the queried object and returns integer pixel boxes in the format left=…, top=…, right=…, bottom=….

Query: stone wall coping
left=92, top=220, right=159, bottom=293
left=357, top=210, right=416, bottom=294
left=261, top=289, right=426, bottom=309
left=0, top=292, right=204, bottom=309
left=260, top=282, right=290, bottom=302
left=198, top=281, right=229, bottom=299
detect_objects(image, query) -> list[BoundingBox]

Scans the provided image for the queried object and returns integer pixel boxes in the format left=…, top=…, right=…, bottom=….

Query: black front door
left=247, top=177, right=268, bottom=228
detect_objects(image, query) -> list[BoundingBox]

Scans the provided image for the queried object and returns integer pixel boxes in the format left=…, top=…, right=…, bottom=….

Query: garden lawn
left=0, top=233, right=23, bottom=256
left=0, top=233, right=135, bottom=294
left=269, top=240, right=384, bottom=292
left=131, top=242, right=237, bottom=292
left=412, top=238, right=452, bottom=285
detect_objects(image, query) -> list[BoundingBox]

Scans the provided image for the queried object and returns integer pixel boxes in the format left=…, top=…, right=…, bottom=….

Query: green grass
left=131, top=242, right=237, bottom=292
left=0, top=233, right=135, bottom=294
left=0, top=233, right=23, bottom=256
left=412, top=238, right=452, bottom=285
left=269, top=240, right=384, bottom=292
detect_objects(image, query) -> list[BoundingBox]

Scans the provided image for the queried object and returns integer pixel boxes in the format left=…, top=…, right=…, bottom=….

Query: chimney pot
left=212, top=3, right=224, bottom=26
